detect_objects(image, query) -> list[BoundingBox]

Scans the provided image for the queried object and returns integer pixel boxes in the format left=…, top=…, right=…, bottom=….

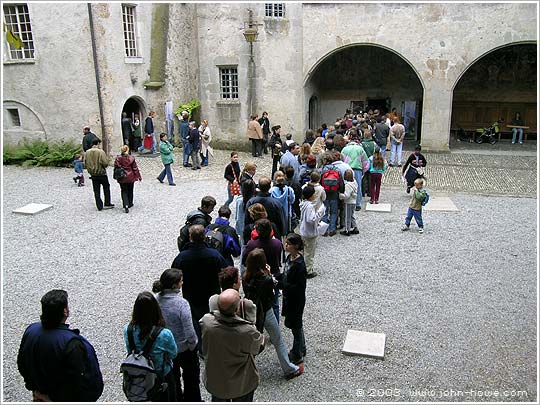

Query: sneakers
left=355, top=206, right=361, bottom=211
left=418, top=228, right=424, bottom=234
left=103, top=204, right=115, bottom=210
left=350, top=227, right=359, bottom=235
left=169, top=183, right=176, bottom=186
left=286, top=364, right=304, bottom=380
left=156, top=177, right=164, bottom=184
left=340, top=230, right=350, bottom=236
left=124, top=207, right=129, bottom=213
left=401, top=225, right=410, bottom=231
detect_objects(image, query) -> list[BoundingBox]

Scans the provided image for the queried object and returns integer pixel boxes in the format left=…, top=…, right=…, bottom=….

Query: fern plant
left=174, top=99, right=201, bottom=117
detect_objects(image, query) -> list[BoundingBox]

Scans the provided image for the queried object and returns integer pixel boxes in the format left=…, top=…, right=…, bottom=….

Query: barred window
left=122, top=4, right=138, bottom=57
left=220, top=67, right=239, bottom=100
left=265, top=3, right=285, bottom=18
left=3, top=4, right=35, bottom=60
left=7, top=108, right=21, bottom=126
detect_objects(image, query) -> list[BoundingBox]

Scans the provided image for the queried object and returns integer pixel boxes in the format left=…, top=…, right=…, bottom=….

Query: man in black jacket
left=17, top=290, right=103, bottom=402
left=144, top=111, right=156, bottom=153
left=81, top=126, right=100, bottom=152
left=373, top=116, right=390, bottom=159
left=178, top=196, right=217, bottom=251
left=245, top=177, right=286, bottom=239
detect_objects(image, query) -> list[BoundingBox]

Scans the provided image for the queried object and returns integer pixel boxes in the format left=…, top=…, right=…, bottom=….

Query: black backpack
left=121, top=326, right=165, bottom=402
left=177, top=211, right=207, bottom=251
left=205, top=228, right=224, bottom=253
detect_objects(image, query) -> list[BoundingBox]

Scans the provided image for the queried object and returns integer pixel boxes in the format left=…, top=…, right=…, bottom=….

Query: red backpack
left=321, top=166, right=341, bottom=192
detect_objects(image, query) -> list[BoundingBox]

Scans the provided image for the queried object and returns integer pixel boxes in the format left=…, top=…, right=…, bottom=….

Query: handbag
left=229, top=164, right=241, bottom=196
left=113, top=166, right=127, bottom=180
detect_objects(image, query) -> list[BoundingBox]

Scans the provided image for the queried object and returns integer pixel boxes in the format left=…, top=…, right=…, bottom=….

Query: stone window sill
left=125, top=57, right=144, bottom=64
left=217, top=100, right=241, bottom=105
left=3, top=59, right=36, bottom=65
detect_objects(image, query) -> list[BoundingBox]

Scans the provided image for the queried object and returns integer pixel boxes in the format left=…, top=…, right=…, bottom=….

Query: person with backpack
left=270, top=170, right=296, bottom=234
left=369, top=147, right=388, bottom=204
left=178, top=196, right=217, bottom=251
left=320, top=152, right=345, bottom=236
left=153, top=269, right=201, bottom=402
left=122, top=291, right=177, bottom=401
left=242, top=249, right=304, bottom=380
left=298, top=154, right=318, bottom=187
left=401, top=177, right=428, bottom=234
left=172, top=225, right=227, bottom=352
left=114, top=145, right=142, bottom=213
left=206, top=205, right=241, bottom=266
left=17, top=289, right=104, bottom=402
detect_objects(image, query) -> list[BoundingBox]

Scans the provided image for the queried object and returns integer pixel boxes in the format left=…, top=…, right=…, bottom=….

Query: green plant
left=174, top=99, right=201, bottom=117
left=2, top=144, right=18, bottom=164
left=15, top=139, right=49, bottom=166
left=41, top=141, right=82, bottom=167
left=2, top=139, right=82, bottom=167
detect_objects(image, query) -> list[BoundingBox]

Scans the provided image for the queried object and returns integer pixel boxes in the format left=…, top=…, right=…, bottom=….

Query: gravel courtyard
left=2, top=149, right=537, bottom=402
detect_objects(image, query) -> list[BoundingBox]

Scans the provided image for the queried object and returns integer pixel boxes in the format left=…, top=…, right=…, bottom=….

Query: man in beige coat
left=200, top=289, right=264, bottom=401
left=389, top=117, right=406, bottom=166
left=247, top=114, right=264, bottom=157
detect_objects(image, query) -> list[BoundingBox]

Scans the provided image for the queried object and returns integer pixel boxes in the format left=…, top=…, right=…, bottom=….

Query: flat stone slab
left=423, top=196, right=459, bottom=211
left=12, top=203, right=53, bottom=215
left=342, top=329, right=386, bottom=359
left=365, top=202, right=391, bottom=212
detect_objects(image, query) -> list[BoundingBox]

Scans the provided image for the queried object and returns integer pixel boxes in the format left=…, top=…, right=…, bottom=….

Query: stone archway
left=121, top=96, right=147, bottom=151
left=450, top=42, right=537, bottom=145
left=304, top=44, right=424, bottom=142
left=308, top=95, right=319, bottom=131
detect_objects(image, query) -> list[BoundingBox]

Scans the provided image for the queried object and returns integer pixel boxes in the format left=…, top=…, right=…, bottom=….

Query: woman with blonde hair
left=298, top=143, right=312, bottom=165
left=198, top=119, right=213, bottom=166
left=239, top=161, right=257, bottom=190
left=114, top=144, right=142, bottom=213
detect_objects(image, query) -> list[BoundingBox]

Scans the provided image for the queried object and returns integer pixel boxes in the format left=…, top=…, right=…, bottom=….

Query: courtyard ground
left=1, top=144, right=537, bottom=402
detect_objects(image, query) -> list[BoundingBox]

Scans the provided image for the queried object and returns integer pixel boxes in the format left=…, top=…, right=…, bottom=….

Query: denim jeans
left=151, top=135, right=156, bottom=153
left=182, top=139, right=190, bottom=164
left=201, top=150, right=209, bottom=166
left=224, top=183, right=234, bottom=207
left=272, top=288, right=280, bottom=323
left=405, top=207, right=423, bottom=228
left=264, top=309, right=298, bottom=375
left=390, top=142, right=403, bottom=165
left=323, top=198, right=338, bottom=232
left=352, top=169, right=363, bottom=208
left=158, top=163, right=174, bottom=185
left=512, top=128, right=524, bottom=143
left=290, top=326, right=306, bottom=361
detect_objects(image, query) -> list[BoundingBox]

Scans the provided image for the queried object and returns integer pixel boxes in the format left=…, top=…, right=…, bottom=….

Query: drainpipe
left=87, top=3, right=109, bottom=155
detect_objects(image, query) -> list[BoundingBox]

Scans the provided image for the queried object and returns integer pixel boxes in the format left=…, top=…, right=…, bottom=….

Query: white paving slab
left=12, top=203, right=53, bottom=215
left=342, top=329, right=386, bottom=359
left=423, top=196, right=459, bottom=211
left=365, top=202, right=392, bottom=212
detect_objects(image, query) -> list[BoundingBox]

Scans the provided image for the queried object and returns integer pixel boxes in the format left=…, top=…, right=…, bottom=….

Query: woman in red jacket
left=114, top=145, right=142, bottom=213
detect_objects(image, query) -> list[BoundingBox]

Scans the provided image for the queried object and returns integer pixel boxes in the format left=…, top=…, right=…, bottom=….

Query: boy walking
left=402, top=178, right=427, bottom=234
left=73, top=154, right=85, bottom=186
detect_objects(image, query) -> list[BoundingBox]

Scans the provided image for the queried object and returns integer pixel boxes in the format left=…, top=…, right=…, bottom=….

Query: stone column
left=419, top=80, right=452, bottom=152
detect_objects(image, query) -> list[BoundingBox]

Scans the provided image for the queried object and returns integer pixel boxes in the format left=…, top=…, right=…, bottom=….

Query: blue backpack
left=421, top=190, right=430, bottom=206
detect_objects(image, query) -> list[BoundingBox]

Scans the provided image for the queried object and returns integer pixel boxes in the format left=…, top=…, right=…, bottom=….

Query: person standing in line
left=17, top=290, right=104, bottom=402
left=84, top=139, right=114, bottom=211
left=114, top=145, right=142, bottom=213
left=153, top=269, right=201, bottom=402
left=268, top=125, right=283, bottom=179
left=298, top=185, right=326, bottom=278
left=258, top=111, right=271, bottom=155
left=156, top=133, right=176, bottom=186
left=338, top=169, right=358, bottom=236
left=73, top=153, right=85, bottom=187
left=121, top=111, right=133, bottom=148
left=247, top=114, right=264, bottom=157
left=200, top=289, right=265, bottom=402
left=389, top=117, right=405, bottom=167
left=187, top=121, right=201, bottom=170
left=368, top=147, right=388, bottom=204
left=280, top=142, right=301, bottom=183
left=235, top=179, right=257, bottom=246
left=124, top=292, right=178, bottom=401
left=81, top=125, right=100, bottom=153
left=373, top=116, right=390, bottom=159
left=275, top=233, right=308, bottom=366
left=341, top=134, right=369, bottom=211
left=199, top=119, right=213, bottom=166
left=179, top=111, right=191, bottom=167
left=224, top=152, right=241, bottom=207
left=242, top=249, right=304, bottom=380
left=132, top=113, right=142, bottom=152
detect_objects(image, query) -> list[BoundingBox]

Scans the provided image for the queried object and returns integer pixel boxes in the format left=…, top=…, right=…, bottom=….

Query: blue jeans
left=353, top=169, right=363, bottom=208
left=182, top=139, right=190, bottom=165
left=201, top=150, right=209, bottom=166
left=158, top=163, right=174, bottom=185
left=224, top=183, right=234, bottom=207
left=390, top=142, right=403, bottom=165
left=151, top=135, right=156, bottom=153
left=272, top=288, right=280, bottom=323
left=323, top=198, right=338, bottom=232
left=512, top=128, right=523, bottom=143
left=264, top=309, right=298, bottom=375
left=405, top=207, right=423, bottom=228
left=290, top=326, right=306, bottom=361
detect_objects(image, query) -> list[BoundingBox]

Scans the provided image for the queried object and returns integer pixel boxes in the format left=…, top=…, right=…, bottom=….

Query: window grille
left=3, top=4, right=35, bottom=59
left=7, top=108, right=21, bottom=126
left=220, top=67, right=239, bottom=100
left=122, top=4, right=138, bottom=57
left=265, top=3, right=285, bottom=18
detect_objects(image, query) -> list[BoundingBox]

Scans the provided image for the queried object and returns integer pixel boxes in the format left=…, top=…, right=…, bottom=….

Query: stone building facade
left=2, top=2, right=537, bottom=153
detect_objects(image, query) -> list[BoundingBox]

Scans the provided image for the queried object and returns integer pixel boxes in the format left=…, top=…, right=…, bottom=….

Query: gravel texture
left=1, top=148, right=537, bottom=403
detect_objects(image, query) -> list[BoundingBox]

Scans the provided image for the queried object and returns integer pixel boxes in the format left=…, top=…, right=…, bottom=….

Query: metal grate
left=122, top=4, right=138, bottom=57
left=3, top=4, right=35, bottom=59
left=220, top=67, right=239, bottom=99
left=265, top=3, right=285, bottom=18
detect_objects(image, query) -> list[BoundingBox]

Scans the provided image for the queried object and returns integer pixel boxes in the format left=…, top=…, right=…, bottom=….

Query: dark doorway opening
left=366, top=98, right=388, bottom=114
left=122, top=97, right=145, bottom=152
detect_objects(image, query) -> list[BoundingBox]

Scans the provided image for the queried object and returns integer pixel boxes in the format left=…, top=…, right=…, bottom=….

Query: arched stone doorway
left=121, top=96, right=147, bottom=151
left=451, top=43, right=537, bottom=145
left=308, top=95, right=319, bottom=131
left=304, top=45, right=424, bottom=142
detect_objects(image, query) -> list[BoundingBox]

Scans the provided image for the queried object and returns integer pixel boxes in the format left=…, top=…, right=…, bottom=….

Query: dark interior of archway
left=309, top=46, right=423, bottom=139
left=451, top=44, right=537, bottom=138
left=122, top=98, right=141, bottom=122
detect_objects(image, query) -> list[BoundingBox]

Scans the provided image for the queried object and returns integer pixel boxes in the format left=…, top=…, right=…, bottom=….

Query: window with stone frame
left=122, top=4, right=138, bottom=57
left=7, top=108, right=21, bottom=127
left=265, top=3, right=285, bottom=18
left=219, top=67, right=239, bottom=100
left=3, top=3, right=35, bottom=60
